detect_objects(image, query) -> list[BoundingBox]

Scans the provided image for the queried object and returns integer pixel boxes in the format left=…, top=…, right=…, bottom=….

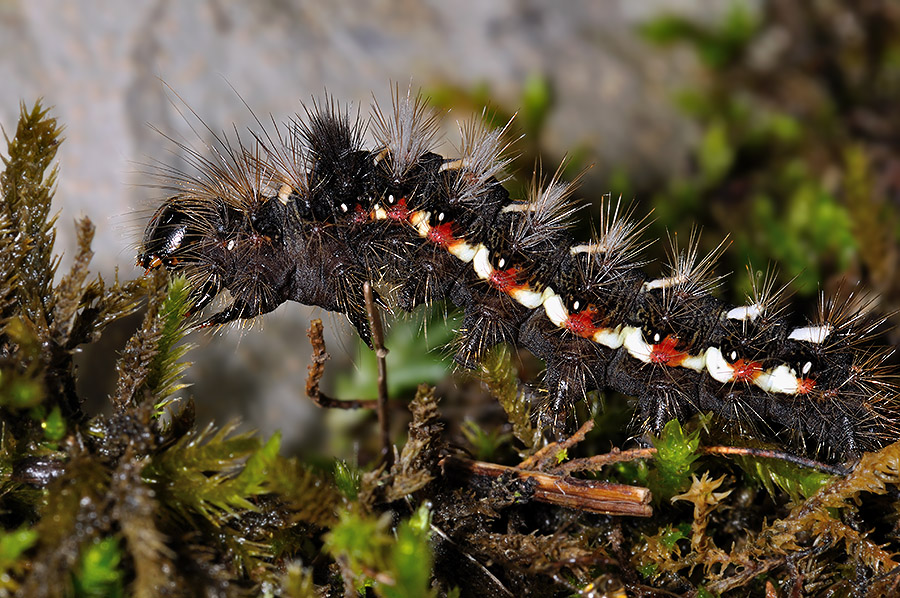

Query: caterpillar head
left=138, top=191, right=294, bottom=323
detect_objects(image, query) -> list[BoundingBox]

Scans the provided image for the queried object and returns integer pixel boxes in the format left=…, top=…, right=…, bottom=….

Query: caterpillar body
left=138, top=88, right=897, bottom=461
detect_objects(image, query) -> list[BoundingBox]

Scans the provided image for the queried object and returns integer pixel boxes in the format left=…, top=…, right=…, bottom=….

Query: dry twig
left=441, top=456, right=653, bottom=517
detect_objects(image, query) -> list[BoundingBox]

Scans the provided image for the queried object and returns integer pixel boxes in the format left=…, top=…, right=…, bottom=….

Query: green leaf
left=385, top=504, right=434, bottom=598
left=265, top=455, right=341, bottom=527
left=1, top=101, right=62, bottom=328
left=334, top=460, right=360, bottom=500
left=0, top=526, right=38, bottom=571
left=719, top=1, right=757, bottom=46
left=324, top=505, right=435, bottom=598
left=325, top=510, right=392, bottom=573
left=640, top=2, right=757, bottom=68
left=766, top=112, right=802, bottom=143
left=336, top=311, right=453, bottom=400
left=72, top=537, right=124, bottom=598
left=638, top=15, right=699, bottom=45
left=658, top=523, right=689, bottom=550
left=144, top=424, right=280, bottom=523
left=479, top=345, right=540, bottom=451
left=554, top=448, right=568, bottom=464
left=42, top=405, right=65, bottom=441
left=696, top=587, right=716, bottom=598
left=280, top=562, right=318, bottom=598
left=519, top=73, right=553, bottom=139
left=734, top=455, right=833, bottom=501
left=0, top=374, right=44, bottom=409
left=147, top=275, right=193, bottom=402
left=460, top=420, right=511, bottom=461
left=698, top=120, right=734, bottom=183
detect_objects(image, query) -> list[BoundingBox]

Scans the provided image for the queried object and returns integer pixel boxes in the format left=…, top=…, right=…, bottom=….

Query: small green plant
left=326, top=504, right=435, bottom=598
left=648, top=419, right=702, bottom=499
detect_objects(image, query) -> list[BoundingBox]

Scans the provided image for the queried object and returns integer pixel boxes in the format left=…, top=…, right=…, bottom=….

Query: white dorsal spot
left=472, top=245, right=492, bottom=279
left=726, top=303, right=761, bottom=322
left=497, top=257, right=506, bottom=269
left=788, top=324, right=833, bottom=344
left=802, top=361, right=812, bottom=375
left=572, top=300, right=580, bottom=312
left=730, top=350, right=738, bottom=362
left=623, top=326, right=653, bottom=363
left=756, top=364, right=799, bottom=394
left=543, top=293, right=568, bottom=327
left=653, top=332, right=661, bottom=343
left=511, top=287, right=544, bottom=309
left=226, top=239, right=236, bottom=251
left=449, top=240, right=478, bottom=263
left=501, top=202, right=530, bottom=213
left=438, top=212, right=445, bottom=222
left=388, top=194, right=395, bottom=204
left=373, top=148, right=390, bottom=166
left=570, top=243, right=607, bottom=255
left=340, top=203, right=348, bottom=213
left=439, top=158, right=466, bottom=172
left=260, top=183, right=276, bottom=199
left=705, top=347, right=735, bottom=383
left=643, top=275, right=689, bottom=292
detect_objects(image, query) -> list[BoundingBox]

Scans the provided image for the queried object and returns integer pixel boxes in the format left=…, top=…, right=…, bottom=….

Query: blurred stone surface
left=0, top=0, right=717, bottom=449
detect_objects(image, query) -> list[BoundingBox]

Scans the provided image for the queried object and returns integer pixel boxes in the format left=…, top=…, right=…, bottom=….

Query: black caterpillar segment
left=138, top=87, right=898, bottom=461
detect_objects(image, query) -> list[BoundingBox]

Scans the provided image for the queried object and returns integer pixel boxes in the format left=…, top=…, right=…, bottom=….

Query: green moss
left=325, top=505, right=435, bottom=598
left=72, top=538, right=124, bottom=598
left=649, top=419, right=701, bottom=499
left=0, top=526, right=37, bottom=593
left=333, top=460, right=361, bottom=501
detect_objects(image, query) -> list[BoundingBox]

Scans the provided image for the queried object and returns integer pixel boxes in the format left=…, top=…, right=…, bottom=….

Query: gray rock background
left=0, top=0, right=719, bottom=449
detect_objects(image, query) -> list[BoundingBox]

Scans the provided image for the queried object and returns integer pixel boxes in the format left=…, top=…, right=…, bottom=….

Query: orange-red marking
left=732, top=359, right=763, bottom=382
left=386, top=197, right=410, bottom=221
left=489, top=268, right=520, bottom=293
left=352, top=205, right=369, bottom=224
left=427, top=223, right=456, bottom=247
left=796, top=377, right=816, bottom=394
left=565, top=307, right=599, bottom=338
left=650, top=335, right=686, bottom=366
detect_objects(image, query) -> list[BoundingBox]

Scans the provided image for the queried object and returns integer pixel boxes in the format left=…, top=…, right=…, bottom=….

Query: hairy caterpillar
left=138, top=86, right=897, bottom=461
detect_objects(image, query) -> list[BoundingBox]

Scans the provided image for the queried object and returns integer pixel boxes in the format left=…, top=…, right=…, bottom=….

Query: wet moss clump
left=0, top=102, right=337, bottom=597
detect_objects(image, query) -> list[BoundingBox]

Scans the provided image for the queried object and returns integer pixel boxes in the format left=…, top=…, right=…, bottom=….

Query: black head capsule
left=138, top=201, right=193, bottom=270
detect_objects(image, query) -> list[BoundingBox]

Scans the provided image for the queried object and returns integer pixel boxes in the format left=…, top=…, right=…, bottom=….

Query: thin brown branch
left=550, top=445, right=847, bottom=477
left=441, top=456, right=653, bottom=517
left=305, top=319, right=378, bottom=410
left=549, top=447, right=657, bottom=476
left=518, top=419, right=594, bottom=471
left=706, top=558, right=784, bottom=595
left=363, top=281, right=392, bottom=465
left=702, top=446, right=849, bottom=476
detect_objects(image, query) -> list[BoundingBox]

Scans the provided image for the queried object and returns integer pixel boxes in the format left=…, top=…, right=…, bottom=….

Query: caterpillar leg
left=453, top=306, right=521, bottom=369
left=198, top=299, right=269, bottom=328
left=607, top=348, right=702, bottom=433
left=519, top=312, right=609, bottom=438
left=453, top=297, right=527, bottom=369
